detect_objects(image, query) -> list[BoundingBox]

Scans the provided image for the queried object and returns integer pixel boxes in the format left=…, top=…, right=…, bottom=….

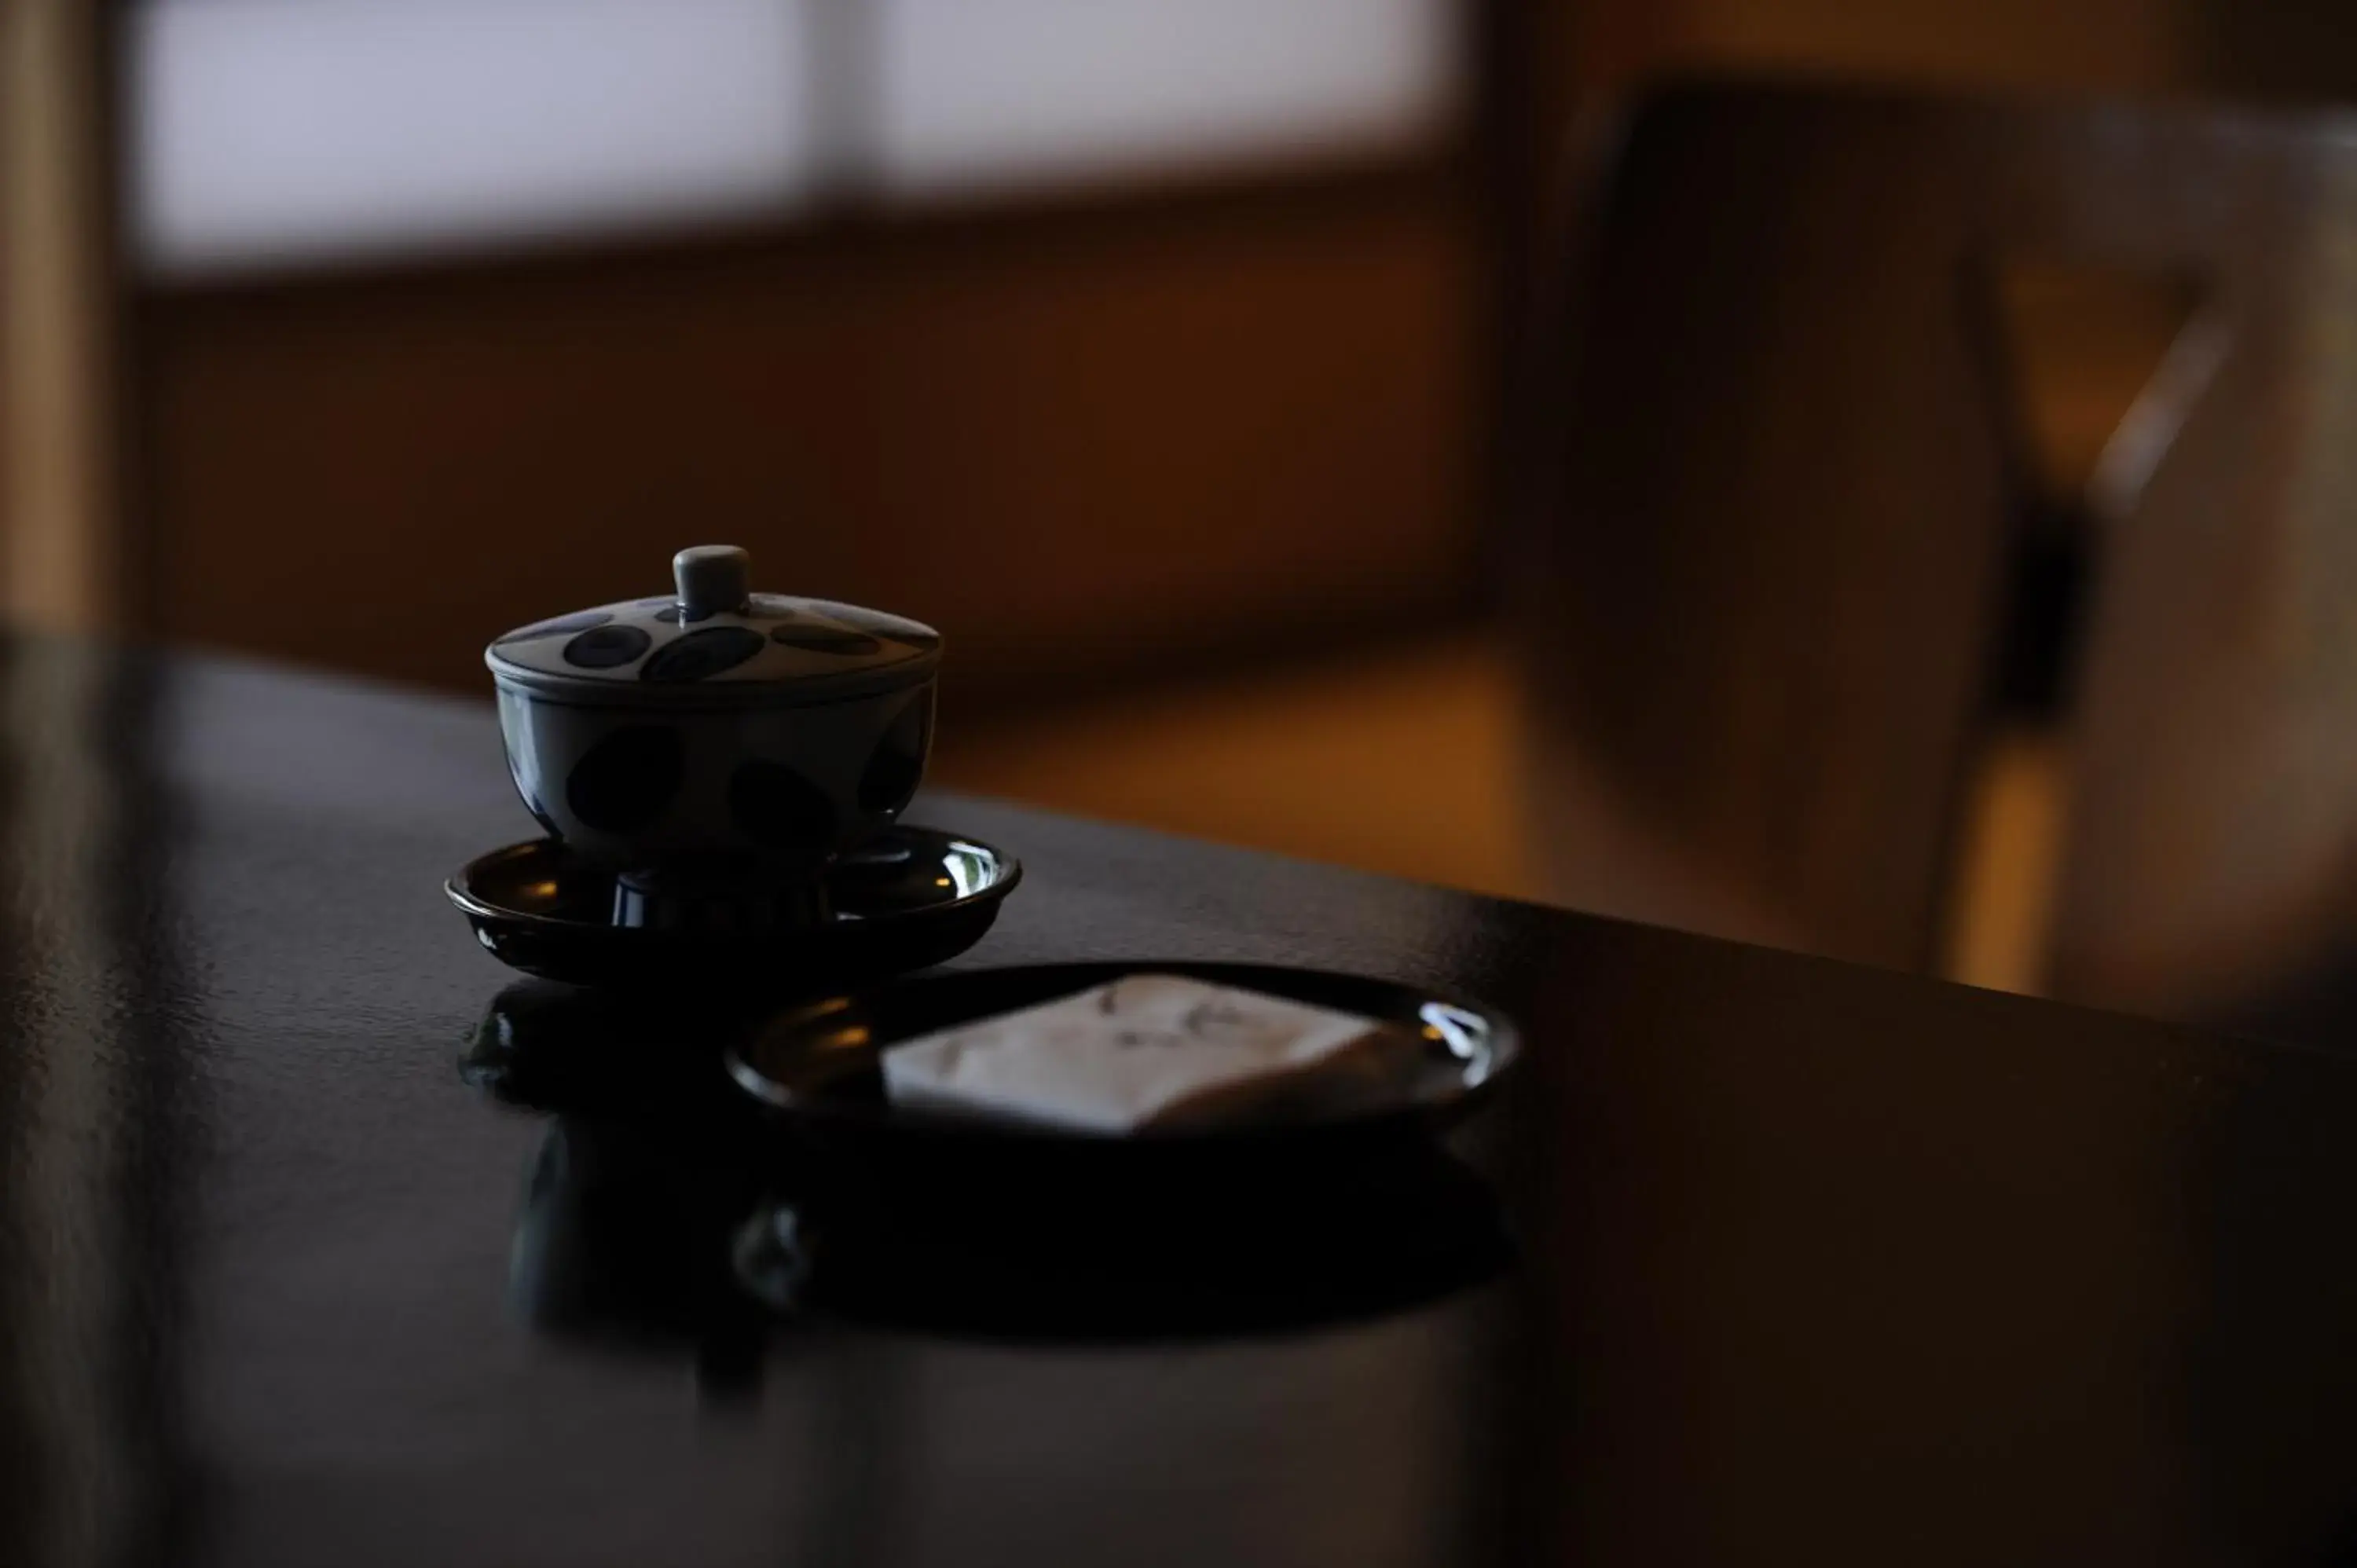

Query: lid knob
left=673, top=544, right=750, bottom=620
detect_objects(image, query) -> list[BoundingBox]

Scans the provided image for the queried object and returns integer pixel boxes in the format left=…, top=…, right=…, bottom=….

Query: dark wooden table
left=9, top=636, right=2357, bottom=1567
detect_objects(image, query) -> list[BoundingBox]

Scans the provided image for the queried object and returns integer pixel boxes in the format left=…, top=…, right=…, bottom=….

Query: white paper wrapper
left=879, top=974, right=1401, bottom=1133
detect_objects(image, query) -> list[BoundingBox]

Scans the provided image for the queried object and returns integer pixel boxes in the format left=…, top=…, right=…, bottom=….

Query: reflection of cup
left=463, top=979, right=770, bottom=1119
left=486, top=545, right=940, bottom=882
left=508, top=1119, right=770, bottom=1391
left=471, top=980, right=779, bottom=1388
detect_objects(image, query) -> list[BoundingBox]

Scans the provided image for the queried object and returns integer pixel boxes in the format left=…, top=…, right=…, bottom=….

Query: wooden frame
left=2, top=0, right=130, bottom=635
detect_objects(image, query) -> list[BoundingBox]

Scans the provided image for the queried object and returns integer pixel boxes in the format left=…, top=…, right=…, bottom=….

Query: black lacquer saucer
left=725, top=961, right=1521, bottom=1171
left=447, top=825, right=1020, bottom=988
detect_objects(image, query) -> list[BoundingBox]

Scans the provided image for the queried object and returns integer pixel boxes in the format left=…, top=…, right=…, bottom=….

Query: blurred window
left=130, top=0, right=818, bottom=273
left=128, top=0, right=1461, bottom=278
left=874, top=0, right=1453, bottom=197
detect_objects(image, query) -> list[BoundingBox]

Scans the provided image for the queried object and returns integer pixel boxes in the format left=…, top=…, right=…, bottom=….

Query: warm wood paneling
left=135, top=181, right=1479, bottom=709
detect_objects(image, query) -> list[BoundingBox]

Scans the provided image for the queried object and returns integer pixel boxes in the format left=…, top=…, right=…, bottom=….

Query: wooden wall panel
left=134, top=184, right=1478, bottom=710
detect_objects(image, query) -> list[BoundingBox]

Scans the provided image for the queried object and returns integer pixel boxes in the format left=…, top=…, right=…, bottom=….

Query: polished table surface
left=9, top=636, right=2357, bottom=1566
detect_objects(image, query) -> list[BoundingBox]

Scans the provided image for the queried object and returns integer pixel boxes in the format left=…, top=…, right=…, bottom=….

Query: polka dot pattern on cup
left=565, top=726, right=684, bottom=833
left=728, top=760, right=839, bottom=849
left=859, top=692, right=931, bottom=813
left=486, top=559, right=937, bottom=691
left=640, top=626, right=767, bottom=683
left=771, top=624, right=883, bottom=657
left=810, top=600, right=940, bottom=650
left=563, top=625, right=652, bottom=669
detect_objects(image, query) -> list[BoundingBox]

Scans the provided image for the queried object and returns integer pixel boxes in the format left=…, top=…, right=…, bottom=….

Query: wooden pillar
left=2, top=0, right=125, bottom=634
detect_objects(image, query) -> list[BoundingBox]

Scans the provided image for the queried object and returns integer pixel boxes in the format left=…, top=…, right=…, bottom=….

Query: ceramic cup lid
left=486, top=546, right=941, bottom=704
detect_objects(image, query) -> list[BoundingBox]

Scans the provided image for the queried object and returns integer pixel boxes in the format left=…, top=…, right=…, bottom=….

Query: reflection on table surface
left=8, top=641, right=2357, bottom=1566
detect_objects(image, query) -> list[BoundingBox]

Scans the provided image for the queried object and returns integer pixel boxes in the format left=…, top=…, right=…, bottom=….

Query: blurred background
left=7, top=0, right=2357, bottom=1038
